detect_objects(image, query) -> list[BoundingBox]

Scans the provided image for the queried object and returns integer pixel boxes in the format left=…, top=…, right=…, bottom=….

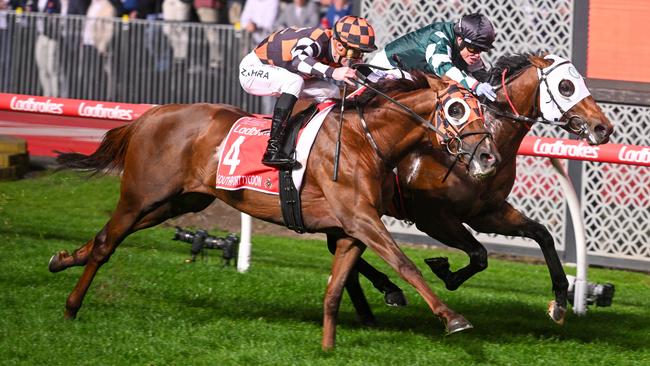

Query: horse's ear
left=529, top=53, right=552, bottom=68
left=425, top=74, right=447, bottom=90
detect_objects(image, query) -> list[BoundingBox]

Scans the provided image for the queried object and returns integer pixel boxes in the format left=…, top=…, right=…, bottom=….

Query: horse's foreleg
left=354, top=259, right=407, bottom=306
left=418, top=218, right=488, bottom=291
left=469, top=203, right=568, bottom=324
left=327, top=237, right=406, bottom=320
left=322, top=236, right=365, bottom=351
left=327, top=235, right=375, bottom=325
left=341, top=211, right=472, bottom=335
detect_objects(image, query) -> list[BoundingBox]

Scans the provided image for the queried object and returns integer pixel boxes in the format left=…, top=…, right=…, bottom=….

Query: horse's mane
left=352, top=70, right=432, bottom=107
left=487, top=53, right=544, bottom=85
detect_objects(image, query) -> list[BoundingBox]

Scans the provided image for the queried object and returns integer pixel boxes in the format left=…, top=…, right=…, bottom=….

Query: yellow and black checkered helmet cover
left=333, top=16, right=377, bottom=52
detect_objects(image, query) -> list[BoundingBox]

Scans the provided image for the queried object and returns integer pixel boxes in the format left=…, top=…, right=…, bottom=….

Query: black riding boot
left=262, top=93, right=298, bottom=168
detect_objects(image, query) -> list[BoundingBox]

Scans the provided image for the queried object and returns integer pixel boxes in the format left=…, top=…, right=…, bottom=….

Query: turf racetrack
left=1, top=171, right=649, bottom=365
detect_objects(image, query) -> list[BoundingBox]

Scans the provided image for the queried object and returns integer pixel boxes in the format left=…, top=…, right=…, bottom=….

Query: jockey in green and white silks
left=368, top=13, right=497, bottom=101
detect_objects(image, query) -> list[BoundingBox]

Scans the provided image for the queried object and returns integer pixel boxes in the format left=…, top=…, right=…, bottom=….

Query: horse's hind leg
left=62, top=191, right=216, bottom=319
left=469, top=203, right=568, bottom=324
left=64, top=197, right=141, bottom=319
left=48, top=226, right=106, bottom=273
left=49, top=191, right=216, bottom=273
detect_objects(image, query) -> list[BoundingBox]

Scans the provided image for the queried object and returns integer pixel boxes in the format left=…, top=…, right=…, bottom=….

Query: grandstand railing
left=0, top=11, right=261, bottom=111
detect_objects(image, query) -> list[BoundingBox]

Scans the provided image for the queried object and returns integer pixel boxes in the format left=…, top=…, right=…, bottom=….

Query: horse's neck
left=492, top=66, right=540, bottom=160
left=366, top=90, right=434, bottom=164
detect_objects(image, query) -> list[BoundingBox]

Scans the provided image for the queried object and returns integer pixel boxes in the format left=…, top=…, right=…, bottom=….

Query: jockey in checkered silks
left=369, top=13, right=497, bottom=102
left=239, top=16, right=377, bottom=168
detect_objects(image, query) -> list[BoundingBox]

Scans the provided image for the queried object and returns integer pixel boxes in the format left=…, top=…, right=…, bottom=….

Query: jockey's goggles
left=345, top=47, right=364, bottom=60
left=465, top=45, right=482, bottom=54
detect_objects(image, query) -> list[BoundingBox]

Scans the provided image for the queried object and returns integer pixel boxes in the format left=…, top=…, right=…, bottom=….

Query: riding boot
left=262, top=93, right=298, bottom=168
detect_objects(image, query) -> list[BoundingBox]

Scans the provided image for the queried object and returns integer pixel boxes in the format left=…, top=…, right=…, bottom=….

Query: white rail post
left=237, top=213, right=252, bottom=273
left=550, top=158, right=588, bottom=315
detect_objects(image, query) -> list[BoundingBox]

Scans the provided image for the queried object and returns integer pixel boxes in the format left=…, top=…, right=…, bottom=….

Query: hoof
left=357, top=314, right=377, bottom=327
left=425, top=257, right=450, bottom=279
left=548, top=300, right=566, bottom=325
left=384, top=290, right=407, bottom=307
left=63, top=310, right=77, bottom=320
left=445, top=315, right=473, bottom=335
left=48, top=251, right=69, bottom=273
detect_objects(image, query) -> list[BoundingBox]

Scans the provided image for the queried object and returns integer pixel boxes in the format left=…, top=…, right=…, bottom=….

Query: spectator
left=162, top=0, right=191, bottom=60
left=322, top=0, right=350, bottom=28
left=240, top=0, right=278, bottom=44
left=194, top=0, right=226, bottom=67
left=67, top=0, right=91, bottom=15
left=226, top=0, right=243, bottom=25
left=137, top=0, right=163, bottom=19
left=240, top=0, right=278, bottom=113
left=33, top=0, right=62, bottom=97
left=274, top=0, right=319, bottom=29
left=81, top=0, right=118, bottom=99
left=83, top=0, right=119, bottom=56
left=0, top=0, right=21, bottom=91
left=59, top=0, right=90, bottom=97
left=317, top=0, right=328, bottom=19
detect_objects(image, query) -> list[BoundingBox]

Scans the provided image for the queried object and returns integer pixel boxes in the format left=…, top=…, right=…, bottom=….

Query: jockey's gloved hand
left=367, top=70, right=389, bottom=83
left=333, top=66, right=357, bottom=86
left=475, top=82, right=496, bottom=101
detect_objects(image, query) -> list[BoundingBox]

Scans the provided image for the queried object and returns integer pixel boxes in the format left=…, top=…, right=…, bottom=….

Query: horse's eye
left=448, top=101, right=466, bottom=119
left=558, top=79, right=575, bottom=97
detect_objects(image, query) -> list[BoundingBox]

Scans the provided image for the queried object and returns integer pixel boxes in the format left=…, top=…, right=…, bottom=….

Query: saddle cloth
left=215, top=103, right=336, bottom=194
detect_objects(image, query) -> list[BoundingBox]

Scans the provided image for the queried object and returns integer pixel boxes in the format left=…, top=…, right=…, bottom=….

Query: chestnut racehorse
left=49, top=73, right=499, bottom=349
left=341, top=54, right=614, bottom=327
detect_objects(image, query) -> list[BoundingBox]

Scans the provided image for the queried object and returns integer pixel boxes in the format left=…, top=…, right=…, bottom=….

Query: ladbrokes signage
left=0, top=93, right=153, bottom=121
left=520, top=136, right=650, bottom=167
left=618, top=146, right=650, bottom=164
left=9, top=96, right=64, bottom=114
left=77, top=103, right=133, bottom=121
left=532, top=139, right=600, bottom=159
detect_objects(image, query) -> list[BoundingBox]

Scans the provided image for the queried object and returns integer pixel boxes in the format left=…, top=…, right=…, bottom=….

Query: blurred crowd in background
left=0, top=0, right=352, bottom=39
left=0, top=0, right=354, bottom=105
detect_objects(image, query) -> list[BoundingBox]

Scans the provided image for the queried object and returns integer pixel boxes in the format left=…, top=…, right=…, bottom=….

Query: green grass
left=1, top=171, right=649, bottom=365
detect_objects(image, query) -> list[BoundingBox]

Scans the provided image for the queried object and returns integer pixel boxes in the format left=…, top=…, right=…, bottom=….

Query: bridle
left=349, top=65, right=492, bottom=170
left=485, top=59, right=591, bottom=138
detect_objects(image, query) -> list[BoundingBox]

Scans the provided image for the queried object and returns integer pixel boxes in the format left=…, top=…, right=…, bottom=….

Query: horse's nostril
left=480, top=152, right=496, bottom=166
left=595, top=124, right=612, bottom=138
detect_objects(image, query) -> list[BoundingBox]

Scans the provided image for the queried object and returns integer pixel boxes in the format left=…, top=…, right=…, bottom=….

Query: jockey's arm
left=290, top=37, right=336, bottom=80
left=426, top=37, right=479, bottom=91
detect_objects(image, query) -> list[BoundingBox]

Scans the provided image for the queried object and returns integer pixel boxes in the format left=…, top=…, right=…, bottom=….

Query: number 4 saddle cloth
left=215, top=102, right=337, bottom=195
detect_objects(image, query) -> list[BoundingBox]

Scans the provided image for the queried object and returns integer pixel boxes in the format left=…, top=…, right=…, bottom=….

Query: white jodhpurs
left=239, top=52, right=340, bottom=102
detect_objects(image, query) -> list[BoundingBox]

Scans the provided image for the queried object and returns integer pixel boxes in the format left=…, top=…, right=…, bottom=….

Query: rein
left=484, top=60, right=581, bottom=128
left=348, top=66, right=491, bottom=168
left=352, top=77, right=490, bottom=168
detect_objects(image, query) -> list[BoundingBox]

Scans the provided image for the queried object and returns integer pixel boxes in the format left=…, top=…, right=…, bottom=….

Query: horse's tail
left=56, top=122, right=135, bottom=175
